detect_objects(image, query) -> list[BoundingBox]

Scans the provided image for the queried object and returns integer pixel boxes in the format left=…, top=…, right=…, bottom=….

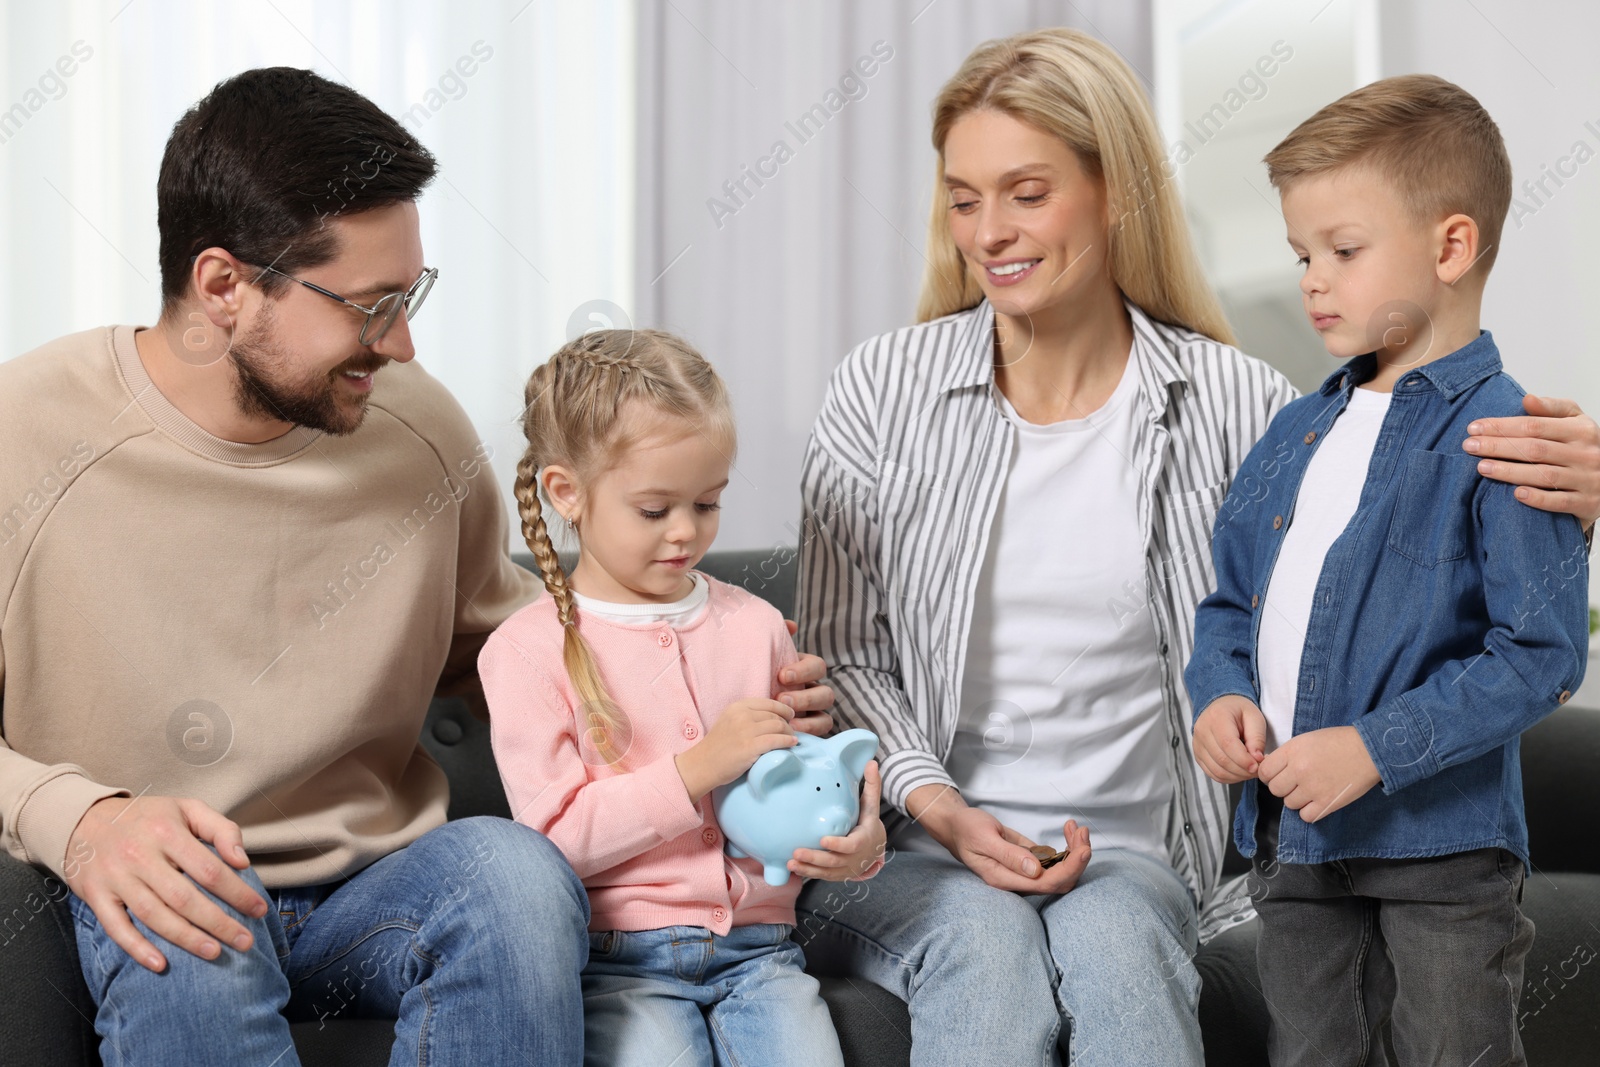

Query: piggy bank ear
left=747, top=747, right=803, bottom=801
left=831, top=729, right=880, bottom=782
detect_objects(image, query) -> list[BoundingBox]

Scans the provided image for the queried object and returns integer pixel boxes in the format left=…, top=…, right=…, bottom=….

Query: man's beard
left=229, top=309, right=383, bottom=437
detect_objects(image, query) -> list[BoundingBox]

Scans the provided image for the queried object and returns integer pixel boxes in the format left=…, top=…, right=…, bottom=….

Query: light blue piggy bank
left=712, top=729, right=879, bottom=886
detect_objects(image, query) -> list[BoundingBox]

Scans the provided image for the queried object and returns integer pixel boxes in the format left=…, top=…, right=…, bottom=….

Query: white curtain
left=0, top=0, right=635, bottom=548
left=1, top=0, right=1156, bottom=554
left=633, top=0, right=1152, bottom=551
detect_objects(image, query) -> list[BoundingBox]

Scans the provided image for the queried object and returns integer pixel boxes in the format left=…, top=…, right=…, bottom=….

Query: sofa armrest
left=1522, top=706, right=1600, bottom=876
left=0, top=852, right=97, bottom=1065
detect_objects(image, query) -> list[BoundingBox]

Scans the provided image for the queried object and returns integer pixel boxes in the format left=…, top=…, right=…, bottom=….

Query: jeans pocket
left=1387, top=450, right=1480, bottom=566
left=588, top=929, right=625, bottom=961
left=1498, top=850, right=1527, bottom=906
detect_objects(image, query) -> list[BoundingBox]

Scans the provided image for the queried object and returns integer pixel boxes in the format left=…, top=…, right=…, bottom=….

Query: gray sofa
left=3, top=548, right=1597, bottom=1064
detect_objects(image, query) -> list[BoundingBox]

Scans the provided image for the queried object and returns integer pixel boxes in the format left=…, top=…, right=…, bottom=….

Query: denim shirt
left=1184, top=331, right=1588, bottom=868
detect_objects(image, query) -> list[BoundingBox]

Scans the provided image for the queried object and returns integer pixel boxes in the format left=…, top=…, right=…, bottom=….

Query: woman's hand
left=788, top=760, right=886, bottom=881
left=909, top=783, right=1092, bottom=894
left=675, top=698, right=796, bottom=803
left=778, top=620, right=836, bottom=738
left=1464, top=394, right=1600, bottom=529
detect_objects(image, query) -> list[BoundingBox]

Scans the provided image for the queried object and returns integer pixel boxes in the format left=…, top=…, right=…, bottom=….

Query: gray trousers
left=1249, top=792, right=1534, bottom=1067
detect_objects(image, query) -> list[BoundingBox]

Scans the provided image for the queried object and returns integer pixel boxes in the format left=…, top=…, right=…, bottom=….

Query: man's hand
left=1465, top=394, right=1600, bottom=529
left=909, top=783, right=1092, bottom=894
left=1193, top=695, right=1267, bottom=784
left=788, top=760, right=886, bottom=881
left=779, top=619, right=835, bottom=738
left=64, top=795, right=267, bottom=973
left=1257, top=726, right=1381, bottom=823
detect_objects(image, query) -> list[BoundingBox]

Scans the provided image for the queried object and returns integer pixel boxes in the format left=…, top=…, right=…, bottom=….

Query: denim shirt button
left=1559, top=689, right=1572, bottom=704
left=1251, top=594, right=1260, bottom=609
left=1304, top=431, right=1317, bottom=444
left=1273, top=515, right=1284, bottom=530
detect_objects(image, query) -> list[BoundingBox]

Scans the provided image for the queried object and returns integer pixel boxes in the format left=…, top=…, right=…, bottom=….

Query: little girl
left=480, top=328, right=885, bottom=1066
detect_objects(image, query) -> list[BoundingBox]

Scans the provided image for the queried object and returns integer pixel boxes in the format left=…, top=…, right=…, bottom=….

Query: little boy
left=1184, top=74, right=1588, bottom=1066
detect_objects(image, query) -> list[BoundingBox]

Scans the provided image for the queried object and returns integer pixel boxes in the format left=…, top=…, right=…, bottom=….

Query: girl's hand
left=788, top=760, right=886, bottom=881
left=675, top=698, right=796, bottom=803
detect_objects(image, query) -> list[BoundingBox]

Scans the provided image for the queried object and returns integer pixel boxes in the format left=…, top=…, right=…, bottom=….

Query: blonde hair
left=1264, top=74, right=1512, bottom=277
left=916, top=27, right=1235, bottom=344
left=514, top=329, right=736, bottom=766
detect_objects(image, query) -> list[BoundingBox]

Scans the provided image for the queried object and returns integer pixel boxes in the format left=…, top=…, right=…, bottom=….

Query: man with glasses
left=0, top=66, right=834, bottom=1065
left=0, top=65, right=584, bottom=1066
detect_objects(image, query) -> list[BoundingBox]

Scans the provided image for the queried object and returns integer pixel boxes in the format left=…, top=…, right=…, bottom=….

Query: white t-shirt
left=899, top=353, right=1175, bottom=864
left=573, top=569, right=709, bottom=626
left=1257, top=386, right=1392, bottom=750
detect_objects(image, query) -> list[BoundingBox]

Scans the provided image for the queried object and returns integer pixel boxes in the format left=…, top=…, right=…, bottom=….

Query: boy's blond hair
left=1264, top=74, right=1511, bottom=277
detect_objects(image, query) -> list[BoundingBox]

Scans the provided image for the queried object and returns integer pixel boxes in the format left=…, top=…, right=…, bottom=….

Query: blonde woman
left=793, top=29, right=1600, bottom=1065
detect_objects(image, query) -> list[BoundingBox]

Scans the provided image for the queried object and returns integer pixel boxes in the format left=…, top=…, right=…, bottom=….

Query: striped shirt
left=796, top=298, right=1297, bottom=940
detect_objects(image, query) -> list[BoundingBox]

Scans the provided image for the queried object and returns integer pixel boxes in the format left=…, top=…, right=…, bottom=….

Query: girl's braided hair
left=513, top=328, right=735, bottom=766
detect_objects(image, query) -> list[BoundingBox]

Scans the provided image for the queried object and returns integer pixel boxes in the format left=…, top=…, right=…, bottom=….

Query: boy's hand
left=788, top=759, right=886, bottom=881
left=1258, top=726, right=1381, bottom=822
left=1193, top=695, right=1268, bottom=783
left=675, top=698, right=797, bottom=803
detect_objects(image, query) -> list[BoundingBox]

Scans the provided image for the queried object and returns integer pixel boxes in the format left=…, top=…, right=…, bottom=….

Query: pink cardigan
left=480, top=573, right=806, bottom=935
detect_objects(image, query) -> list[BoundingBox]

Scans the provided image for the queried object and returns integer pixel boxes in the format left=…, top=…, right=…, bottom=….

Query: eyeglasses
left=248, top=263, right=438, bottom=345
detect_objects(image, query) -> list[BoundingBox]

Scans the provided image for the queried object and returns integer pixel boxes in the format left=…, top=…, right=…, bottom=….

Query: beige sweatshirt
left=0, top=326, right=539, bottom=888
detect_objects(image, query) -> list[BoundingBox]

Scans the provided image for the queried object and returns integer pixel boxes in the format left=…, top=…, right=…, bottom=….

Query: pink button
left=683, top=722, right=699, bottom=739
left=657, top=631, right=673, bottom=647
left=702, top=827, right=718, bottom=845
left=712, top=907, right=727, bottom=923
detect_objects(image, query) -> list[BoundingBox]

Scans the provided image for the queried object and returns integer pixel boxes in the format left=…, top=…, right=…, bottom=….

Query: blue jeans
left=69, top=817, right=589, bottom=1066
left=582, top=922, right=845, bottom=1067
left=795, top=843, right=1202, bottom=1067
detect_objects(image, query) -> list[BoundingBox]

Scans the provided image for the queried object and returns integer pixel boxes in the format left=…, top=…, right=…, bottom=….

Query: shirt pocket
left=873, top=460, right=957, bottom=615
left=875, top=460, right=948, bottom=552
left=1171, top=479, right=1227, bottom=519
left=1386, top=450, right=1480, bottom=567
left=878, top=459, right=947, bottom=502
left=1162, top=479, right=1227, bottom=576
